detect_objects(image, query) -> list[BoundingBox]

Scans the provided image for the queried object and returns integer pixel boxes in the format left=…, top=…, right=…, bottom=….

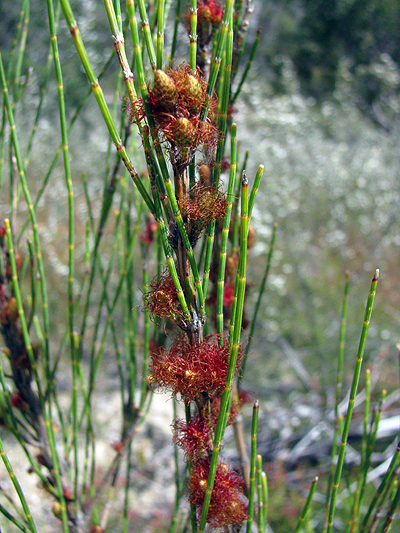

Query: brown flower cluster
left=188, top=458, right=247, bottom=528
left=148, top=334, right=242, bottom=401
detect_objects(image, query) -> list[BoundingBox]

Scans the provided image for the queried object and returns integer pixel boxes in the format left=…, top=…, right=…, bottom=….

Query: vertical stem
left=189, top=0, right=197, bottom=70
left=0, top=54, right=51, bottom=377
left=198, top=172, right=249, bottom=532
left=169, top=0, right=181, bottom=66
left=136, top=0, right=157, bottom=70
left=216, top=123, right=237, bottom=338
left=327, top=270, right=379, bottom=533
left=156, top=0, right=165, bottom=69
left=360, top=442, right=400, bottom=533
left=59, top=0, right=155, bottom=213
left=0, top=437, right=37, bottom=533
left=200, top=0, right=234, bottom=121
left=246, top=401, right=259, bottom=533
left=261, top=470, right=268, bottom=529
left=324, top=271, right=350, bottom=531
left=257, top=455, right=264, bottom=533
left=45, top=0, right=77, bottom=502
left=294, top=477, right=318, bottom=533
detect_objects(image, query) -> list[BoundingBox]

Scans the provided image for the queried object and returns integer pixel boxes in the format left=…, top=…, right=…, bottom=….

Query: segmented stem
left=0, top=55, right=51, bottom=376
left=189, top=0, right=197, bottom=70
left=156, top=0, right=165, bottom=69
left=294, top=477, right=318, bottom=533
left=232, top=26, right=261, bottom=103
left=200, top=0, right=235, bottom=121
left=242, top=221, right=276, bottom=380
left=136, top=0, right=157, bottom=70
left=216, top=123, right=237, bottom=338
left=59, top=0, right=155, bottom=214
left=360, top=442, right=400, bottom=533
left=202, top=13, right=234, bottom=298
left=45, top=0, right=78, bottom=503
left=257, top=455, right=264, bottom=533
left=198, top=172, right=249, bottom=532
left=0, top=437, right=37, bottom=533
left=246, top=401, right=259, bottom=533
left=327, top=270, right=379, bottom=533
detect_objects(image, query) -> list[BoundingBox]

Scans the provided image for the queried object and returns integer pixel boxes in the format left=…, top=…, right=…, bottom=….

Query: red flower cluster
left=184, top=0, right=224, bottom=41
left=140, top=215, right=158, bottom=246
left=178, top=184, right=227, bottom=244
left=173, top=416, right=212, bottom=460
left=188, top=458, right=247, bottom=528
left=143, top=269, right=186, bottom=324
left=148, top=334, right=242, bottom=401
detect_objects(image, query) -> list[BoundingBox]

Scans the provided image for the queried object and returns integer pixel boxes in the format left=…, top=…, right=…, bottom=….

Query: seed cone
left=153, top=70, right=178, bottom=110
left=173, top=117, right=196, bottom=148
left=184, top=74, right=204, bottom=113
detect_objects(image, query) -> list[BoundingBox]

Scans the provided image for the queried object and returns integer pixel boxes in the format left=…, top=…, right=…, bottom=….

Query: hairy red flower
left=143, top=269, right=186, bottom=324
left=188, top=458, right=247, bottom=528
left=178, top=184, right=227, bottom=244
left=173, top=416, right=212, bottom=460
left=148, top=334, right=242, bottom=401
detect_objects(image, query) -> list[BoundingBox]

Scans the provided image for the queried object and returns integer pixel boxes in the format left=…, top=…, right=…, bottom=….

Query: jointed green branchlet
left=216, top=123, right=237, bottom=338
left=327, top=269, right=379, bottom=533
left=246, top=400, right=259, bottom=533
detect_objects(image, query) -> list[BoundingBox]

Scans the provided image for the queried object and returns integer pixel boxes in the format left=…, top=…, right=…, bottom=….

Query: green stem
left=156, top=0, right=165, bottom=69
left=198, top=172, right=249, bottom=532
left=0, top=437, right=37, bottom=533
left=45, top=0, right=77, bottom=503
left=216, top=123, right=237, bottom=338
left=189, top=0, right=197, bottom=70
left=360, top=442, right=400, bottom=533
left=136, top=0, right=157, bottom=70
left=294, top=477, right=318, bottom=533
left=246, top=401, right=259, bottom=533
left=243, top=220, right=276, bottom=368
left=257, top=455, right=264, bottom=533
left=59, top=0, right=155, bottom=213
left=169, top=0, right=181, bottom=66
left=327, top=269, right=379, bottom=533
left=232, top=26, right=261, bottom=103
left=324, top=271, right=350, bottom=531
left=200, top=0, right=234, bottom=121
left=0, top=53, right=51, bottom=377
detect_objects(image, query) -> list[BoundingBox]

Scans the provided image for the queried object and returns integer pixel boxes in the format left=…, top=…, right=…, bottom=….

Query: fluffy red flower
left=148, top=334, right=242, bottom=401
left=173, top=416, right=212, bottom=460
left=143, top=269, right=186, bottom=324
left=188, top=458, right=247, bottom=528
